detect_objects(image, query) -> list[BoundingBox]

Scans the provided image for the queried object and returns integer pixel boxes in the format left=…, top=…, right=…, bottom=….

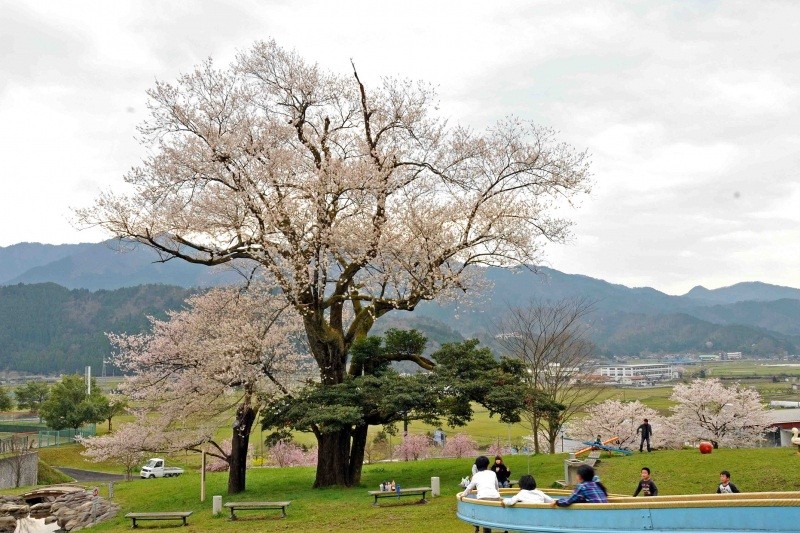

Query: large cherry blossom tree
left=569, top=400, right=666, bottom=450
left=97, top=284, right=303, bottom=493
left=79, top=39, right=591, bottom=487
left=669, top=378, right=770, bottom=448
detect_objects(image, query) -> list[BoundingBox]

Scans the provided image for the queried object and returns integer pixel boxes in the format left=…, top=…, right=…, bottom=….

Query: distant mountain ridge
left=2, top=241, right=800, bottom=363
left=0, top=242, right=96, bottom=283
left=0, top=240, right=242, bottom=289
left=683, top=282, right=800, bottom=305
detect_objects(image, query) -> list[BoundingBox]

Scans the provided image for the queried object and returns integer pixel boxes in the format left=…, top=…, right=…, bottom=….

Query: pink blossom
left=394, top=434, right=431, bottom=461
left=443, top=433, right=479, bottom=459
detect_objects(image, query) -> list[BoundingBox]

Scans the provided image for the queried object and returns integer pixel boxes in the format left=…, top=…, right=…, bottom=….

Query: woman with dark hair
left=553, top=465, right=608, bottom=507
left=491, top=455, right=511, bottom=488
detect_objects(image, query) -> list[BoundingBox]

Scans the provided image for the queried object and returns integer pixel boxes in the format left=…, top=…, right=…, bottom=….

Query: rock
left=0, top=502, right=29, bottom=514
left=45, top=515, right=58, bottom=524
left=0, top=516, right=15, bottom=533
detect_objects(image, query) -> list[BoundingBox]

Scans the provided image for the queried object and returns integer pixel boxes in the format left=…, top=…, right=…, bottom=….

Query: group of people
left=461, top=454, right=741, bottom=508
left=460, top=456, right=606, bottom=507
left=631, top=467, right=739, bottom=496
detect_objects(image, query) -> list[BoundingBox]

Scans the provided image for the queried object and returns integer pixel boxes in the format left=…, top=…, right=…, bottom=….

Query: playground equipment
left=575, top=436, right=620, bottom=457
left=457, top=489, right=800, bottom=533
left=791, top=428, right=800, bottom=453
left=580, top=439, right=633, bottom=456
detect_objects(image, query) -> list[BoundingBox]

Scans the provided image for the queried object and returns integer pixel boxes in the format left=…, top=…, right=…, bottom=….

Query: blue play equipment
left=457, top=490, right=800, bottom=532
left=582, top=441, right=633, bottom=455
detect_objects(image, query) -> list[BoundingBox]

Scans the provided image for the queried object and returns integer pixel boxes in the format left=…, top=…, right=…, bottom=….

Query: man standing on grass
left=637, top=418, right=653, bottom=452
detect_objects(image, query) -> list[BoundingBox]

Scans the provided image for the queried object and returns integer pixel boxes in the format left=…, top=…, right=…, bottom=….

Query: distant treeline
left=0, top=283, right=192, bottom=374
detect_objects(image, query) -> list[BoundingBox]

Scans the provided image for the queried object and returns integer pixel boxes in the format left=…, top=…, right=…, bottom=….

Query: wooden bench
left=224, top=501, right=291, bottom=519
left=125, top=511, right=192, bottom=528
left=506, top=479, right=519, bottom=488
left=368, top=487, right=431, bottom=506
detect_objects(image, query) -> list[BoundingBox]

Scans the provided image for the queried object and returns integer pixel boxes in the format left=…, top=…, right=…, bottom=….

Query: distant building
left=594, top=363, right=678, bottom=385
left=764, top=408, right=800, bottom=447
left=723, top=352, right=743, bottom=360
left=698, top=354, right=720, bottom=362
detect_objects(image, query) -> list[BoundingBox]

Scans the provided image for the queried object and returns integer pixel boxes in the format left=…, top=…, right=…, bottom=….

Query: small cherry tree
left=670, top=378, right=770, bottom=448
left=487, top=440, right=510, bottom=457
left=267, top=440, right=307, bottom=467
left=394, top=434, right=430, bottom=461
left=79, top=420, right=155, bottom=480
left=98, top=284, right=305, bottom=494
left=443, top=433, right=478, bottom=459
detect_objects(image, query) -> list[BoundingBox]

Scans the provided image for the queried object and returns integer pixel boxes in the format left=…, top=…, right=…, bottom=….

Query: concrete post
left=212, top=495, right=222, bottom=516
left=431, top=476, right=440, bottom=497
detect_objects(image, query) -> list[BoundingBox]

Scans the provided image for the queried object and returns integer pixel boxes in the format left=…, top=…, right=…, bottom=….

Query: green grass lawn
left=12, top=444, right=800, bottom=532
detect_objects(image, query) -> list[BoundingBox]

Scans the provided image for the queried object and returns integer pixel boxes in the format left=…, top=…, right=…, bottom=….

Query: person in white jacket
left=502, top=475, right=554, bottom=506
left=460, top=456, right=501, bottom=500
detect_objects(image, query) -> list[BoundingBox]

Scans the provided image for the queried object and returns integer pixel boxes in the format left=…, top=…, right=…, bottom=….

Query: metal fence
left=0, top=433, right=34, bottom=455
left=0, top=422, right=96, bottom=448
left=37, top=426, right=97, bottom=447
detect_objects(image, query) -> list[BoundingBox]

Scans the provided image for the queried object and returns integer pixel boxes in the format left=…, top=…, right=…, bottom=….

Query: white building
left=595, top=363, right=678, bottom=385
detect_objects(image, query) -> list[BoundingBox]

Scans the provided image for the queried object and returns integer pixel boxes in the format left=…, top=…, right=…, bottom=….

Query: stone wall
left=0, top=452, right=38, bottom=489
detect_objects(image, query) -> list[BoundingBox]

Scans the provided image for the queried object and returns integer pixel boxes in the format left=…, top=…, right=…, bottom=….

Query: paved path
left=55, top=467, right=126, bottom=482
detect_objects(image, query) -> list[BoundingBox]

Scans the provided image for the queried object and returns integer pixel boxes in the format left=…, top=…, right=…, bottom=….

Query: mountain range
left=1, top=240, right=799, bottom=373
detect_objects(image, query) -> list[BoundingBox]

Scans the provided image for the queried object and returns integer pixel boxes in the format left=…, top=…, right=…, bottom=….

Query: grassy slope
left=14, top=444, right=800, bottom=532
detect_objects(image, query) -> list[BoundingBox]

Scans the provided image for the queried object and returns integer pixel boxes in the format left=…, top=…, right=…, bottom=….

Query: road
left=55, top=467, right=126, bottom=482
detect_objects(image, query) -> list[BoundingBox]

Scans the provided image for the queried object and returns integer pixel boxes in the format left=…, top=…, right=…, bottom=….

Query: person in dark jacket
left=633, top=467, right=658, bottom=496
left=491, top=456, right=511, bottom=488
left=637, top=418, right=653, bottom=452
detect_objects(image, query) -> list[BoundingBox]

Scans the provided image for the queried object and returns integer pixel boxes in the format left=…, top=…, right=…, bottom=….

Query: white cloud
left=1, top=0, right=799, bottom=294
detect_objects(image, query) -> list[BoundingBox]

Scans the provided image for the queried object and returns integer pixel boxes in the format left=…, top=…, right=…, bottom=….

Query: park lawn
left=8, top=445, right=799, bottom=532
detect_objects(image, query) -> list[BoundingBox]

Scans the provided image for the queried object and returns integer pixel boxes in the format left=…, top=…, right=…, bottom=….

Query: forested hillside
left=3, top=241, right=800, bottom=366
left=0, top=283, right=192, bottom=374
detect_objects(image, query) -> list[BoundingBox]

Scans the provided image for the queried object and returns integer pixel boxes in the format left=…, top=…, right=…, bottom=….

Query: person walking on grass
left=633, top=467, right=658, bottom=497
left=637, top=418, right=653, bottom=452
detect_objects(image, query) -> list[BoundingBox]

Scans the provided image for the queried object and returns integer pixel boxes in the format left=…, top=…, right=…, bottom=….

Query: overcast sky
left=2, top=0, right=799, bottom=295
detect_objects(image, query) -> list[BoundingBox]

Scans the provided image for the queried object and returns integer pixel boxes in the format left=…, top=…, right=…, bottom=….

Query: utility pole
left=85, top=366, right=91, bottom=394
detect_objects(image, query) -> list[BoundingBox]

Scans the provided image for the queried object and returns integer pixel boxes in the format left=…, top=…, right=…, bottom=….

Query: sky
left=1, top=0, right=799, bottom=295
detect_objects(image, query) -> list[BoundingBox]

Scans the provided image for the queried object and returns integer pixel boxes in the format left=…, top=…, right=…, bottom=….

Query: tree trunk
left=314, top=428, right=354, bottom=487
left=305, top=317, right=363, bottom=488
left=228, top=403, right=256, bottom=494
left=348, top=424, right=368, bottom=484
left=531, top=417, right=542, bottom=454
